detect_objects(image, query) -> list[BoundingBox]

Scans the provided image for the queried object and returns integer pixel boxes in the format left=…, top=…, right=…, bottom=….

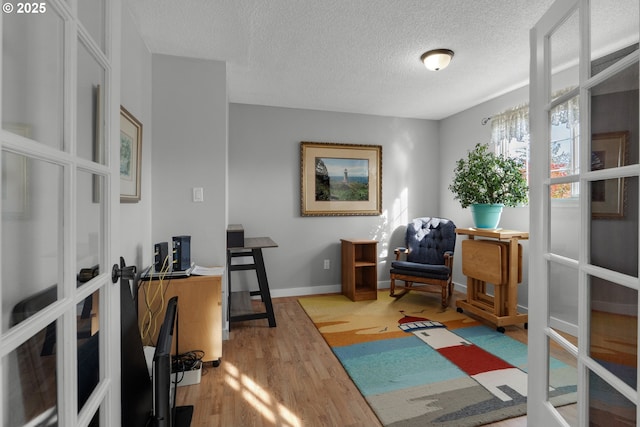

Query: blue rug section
left=333, top=335, right=467, bottom=396
left=455, top=325, right=567, bottom=371
left=332, top=325, right=572, bottom=398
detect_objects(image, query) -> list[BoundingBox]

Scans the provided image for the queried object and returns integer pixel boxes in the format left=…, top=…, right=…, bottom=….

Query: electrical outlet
left=323, top=259, right=330, bottom=270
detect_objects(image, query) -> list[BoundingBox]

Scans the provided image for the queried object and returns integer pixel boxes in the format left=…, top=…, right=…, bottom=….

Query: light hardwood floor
left=176, top=293, right=531, bottom=427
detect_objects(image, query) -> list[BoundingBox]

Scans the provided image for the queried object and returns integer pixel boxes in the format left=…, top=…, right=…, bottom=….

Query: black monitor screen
left=152, top=296, right=178, bottom=427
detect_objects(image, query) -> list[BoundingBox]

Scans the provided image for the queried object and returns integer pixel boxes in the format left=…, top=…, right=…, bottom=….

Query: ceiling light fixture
left=421, top=49, right=454, bottom=71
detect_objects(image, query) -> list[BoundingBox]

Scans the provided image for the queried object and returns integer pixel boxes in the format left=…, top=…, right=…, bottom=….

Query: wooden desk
left=138, top=274, right=223, bottom=365
left=455, top=228, right=528, bottom=332
left=227, top=237, right=278, bottom=327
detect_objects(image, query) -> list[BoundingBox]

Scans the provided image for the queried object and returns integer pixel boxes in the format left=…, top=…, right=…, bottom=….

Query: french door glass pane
left=77, top=290, right=100, bottom=414
left=77, top=170, right=104, bottom=273
left=549, top=261, right=579, bottom=335
left=77, top=41, right=106, bottom=164
left=589, top=277, right=637, bottom=389
left=589, top=369, right=636, bottom=425
left=589, top=177, right=638, bottom=276
left=79, top=0, right=106, bottom=52
left=2, top=155, right=63, bottom=332
left=550, top=95, right=580, bottom=182
left=590, top=61, right=639, bottom=168
left=3, top=322, right=58, bottom=427
left=549, top=198, right=580, bottom=259
left=550, top=8, right=579, bottom=98
left=547, top=336, right=578, bottom=426
left=2, top=10, right=64, bottom=149
left=590, top=0, right=639, bottom=78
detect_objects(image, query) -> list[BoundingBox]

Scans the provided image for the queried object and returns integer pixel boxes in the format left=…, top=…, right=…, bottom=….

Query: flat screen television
left=152, top=296, right=179, bottom=427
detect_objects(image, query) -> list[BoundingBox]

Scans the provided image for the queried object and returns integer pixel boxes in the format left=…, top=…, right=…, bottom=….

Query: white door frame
left=529, top=0, right=640, bottom=426
left=0, top=0, right=122, bottom=425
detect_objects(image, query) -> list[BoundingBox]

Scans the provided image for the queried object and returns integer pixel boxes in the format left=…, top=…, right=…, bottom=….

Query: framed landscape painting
left=591, top=131, right=628, bottom=218
left=120, top=106, right=142, bottom=202
left=300, top=141, right=382, bottom=216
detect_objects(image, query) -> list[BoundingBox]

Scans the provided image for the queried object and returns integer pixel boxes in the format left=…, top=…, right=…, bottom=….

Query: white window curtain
left=490, top=103, right=529, bottom=149
left=490, top=104, right=530, bottom=172
left=490, top=89, right=578, bottom=148
left=550, top=90, right=579, bottom=128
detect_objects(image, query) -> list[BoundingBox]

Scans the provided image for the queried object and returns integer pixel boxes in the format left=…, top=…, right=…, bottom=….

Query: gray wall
left=228, top=104, right=440, bottom=295
left=120, top=7, right=153, bottom=270
left=151, top=54, right=228, bottom=268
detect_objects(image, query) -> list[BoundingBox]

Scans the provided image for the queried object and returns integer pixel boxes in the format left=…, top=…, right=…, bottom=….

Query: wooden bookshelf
left=341, top=239, right=378, bottom=301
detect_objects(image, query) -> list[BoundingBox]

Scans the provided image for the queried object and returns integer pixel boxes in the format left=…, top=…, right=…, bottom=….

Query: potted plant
left=449, top=143, right=528, bottom=229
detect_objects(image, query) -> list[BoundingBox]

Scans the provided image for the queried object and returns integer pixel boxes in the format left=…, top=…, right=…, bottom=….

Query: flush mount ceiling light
left=421, top=49, right=454, bottom=71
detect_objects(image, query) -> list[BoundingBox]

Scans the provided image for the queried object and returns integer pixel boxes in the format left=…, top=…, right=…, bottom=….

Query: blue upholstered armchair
left=390, top=217, right=456, bottom=307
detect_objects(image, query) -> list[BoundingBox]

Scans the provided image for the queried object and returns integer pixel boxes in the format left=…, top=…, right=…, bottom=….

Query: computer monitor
left=152, top=297, right=178, bottom=427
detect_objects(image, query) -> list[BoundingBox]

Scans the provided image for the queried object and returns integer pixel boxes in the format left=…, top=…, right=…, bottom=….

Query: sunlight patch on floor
left=224, top=362, right=301, bottom=427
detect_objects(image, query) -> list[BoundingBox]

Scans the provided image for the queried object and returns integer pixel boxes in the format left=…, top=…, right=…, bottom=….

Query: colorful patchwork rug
left=298, top=291, right=577, bottom=427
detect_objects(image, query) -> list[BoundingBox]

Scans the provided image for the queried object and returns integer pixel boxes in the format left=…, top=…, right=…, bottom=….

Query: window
left=489, top=90, right=579, bottom=199
left=550, top=95, right=580, bottom=199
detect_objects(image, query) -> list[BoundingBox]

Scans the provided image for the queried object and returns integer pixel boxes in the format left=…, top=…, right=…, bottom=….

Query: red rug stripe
left=438, top=344, right=513, bottom=376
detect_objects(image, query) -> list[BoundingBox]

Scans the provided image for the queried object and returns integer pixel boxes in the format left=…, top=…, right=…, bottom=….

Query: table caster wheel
left=524, top=323, right=528, bottom=330
left=456, top=307, right=463, bottom=313
left=212, top=358, right=221, bottom=367
left=497, top=326, right=506, bottom=333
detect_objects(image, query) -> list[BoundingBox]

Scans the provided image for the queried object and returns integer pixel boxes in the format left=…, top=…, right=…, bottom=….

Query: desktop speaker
left=172, top=236, right=191, bottom=271
left=154, top=242, right=169, bottom=272
left=227, top=224, right=244, bottom=248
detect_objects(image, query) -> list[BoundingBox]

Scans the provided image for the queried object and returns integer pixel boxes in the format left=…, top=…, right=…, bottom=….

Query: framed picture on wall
left=591, top=131, right=628, bottom=218
left=120, top=106, right=142, bottom=203
left=300, top=141, right=382, bottom=216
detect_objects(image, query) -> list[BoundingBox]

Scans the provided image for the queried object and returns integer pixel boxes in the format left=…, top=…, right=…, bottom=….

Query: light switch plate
left=193, top=187, right=204, bottom=202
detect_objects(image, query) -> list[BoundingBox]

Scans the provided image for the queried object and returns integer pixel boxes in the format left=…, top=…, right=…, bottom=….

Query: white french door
left=0, top=0, right=121, bottom=426
left=529, top=0, right=640, bottom=425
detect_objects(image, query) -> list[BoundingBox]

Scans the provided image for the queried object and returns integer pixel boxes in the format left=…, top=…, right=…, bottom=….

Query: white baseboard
left=269, top=284, right=342, bottom=298
left=270, top=280, right=398, bottom=298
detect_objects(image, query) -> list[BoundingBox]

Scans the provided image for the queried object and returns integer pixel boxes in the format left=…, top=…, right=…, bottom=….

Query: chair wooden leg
left=441, top=284, right=447, bottom=308
left=390, top=277, right=396, bottom=296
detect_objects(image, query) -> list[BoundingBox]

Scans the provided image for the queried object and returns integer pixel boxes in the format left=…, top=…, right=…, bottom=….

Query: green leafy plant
left=449, top=143, right=529, bottom=208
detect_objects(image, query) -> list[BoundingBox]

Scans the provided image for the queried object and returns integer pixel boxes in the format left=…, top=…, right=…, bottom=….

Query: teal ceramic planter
left=470, top=203, right=504, bottom=229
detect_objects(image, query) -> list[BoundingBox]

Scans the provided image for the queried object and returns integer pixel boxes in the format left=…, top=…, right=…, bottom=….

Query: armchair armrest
left=393, top=247, right=408, bottom=260
left=444, top=251, right=454, bottom=269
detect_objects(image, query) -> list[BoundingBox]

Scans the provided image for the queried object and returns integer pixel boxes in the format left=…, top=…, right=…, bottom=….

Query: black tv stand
left=173, top=405, right=193, bottom=427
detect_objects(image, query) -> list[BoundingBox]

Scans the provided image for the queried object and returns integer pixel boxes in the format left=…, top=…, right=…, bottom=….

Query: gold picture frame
left=300, top=141, right=382, bottom=216
left=120, top=106, right=142, bottom=203
left=591, top=131, right=628, bottom=218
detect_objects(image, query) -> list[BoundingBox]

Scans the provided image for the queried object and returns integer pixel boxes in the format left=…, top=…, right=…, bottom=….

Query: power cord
left=139, top=255, right=172, bottom=344
left=172, top=350, right=204, bottom=373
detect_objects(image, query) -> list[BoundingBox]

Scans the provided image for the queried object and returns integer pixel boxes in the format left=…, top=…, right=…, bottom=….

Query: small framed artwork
left=120, top=106, right=142, bottom=203
left=591, top=131, right=628, bottom=218
left=300, top=141, right=382, bottom=216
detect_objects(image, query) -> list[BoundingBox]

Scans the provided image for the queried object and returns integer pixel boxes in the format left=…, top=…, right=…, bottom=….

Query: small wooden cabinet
left=138, top=274, right=223, bottom=365
left=341, top=239, right=378, bottom=301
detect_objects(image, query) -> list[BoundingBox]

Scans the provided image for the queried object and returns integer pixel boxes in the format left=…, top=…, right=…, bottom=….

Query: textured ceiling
left=125, top=0, right=638, bottom=120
